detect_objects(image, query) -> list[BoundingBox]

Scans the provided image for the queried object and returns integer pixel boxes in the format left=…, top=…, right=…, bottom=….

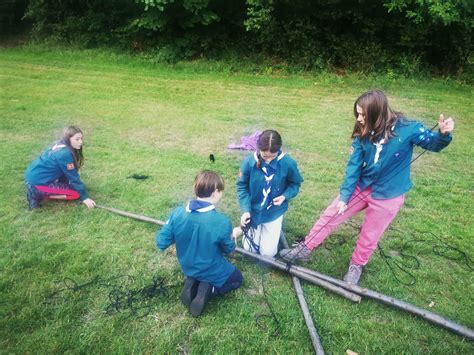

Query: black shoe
left=181, top=277, right=199, bottom=308
left=189, top=282, right=213, bottom=317
left=27, top=187, right=41, bottom=210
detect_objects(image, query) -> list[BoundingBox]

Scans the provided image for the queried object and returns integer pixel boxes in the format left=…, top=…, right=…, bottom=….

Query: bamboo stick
left=280, top=234, right=325, bottom=354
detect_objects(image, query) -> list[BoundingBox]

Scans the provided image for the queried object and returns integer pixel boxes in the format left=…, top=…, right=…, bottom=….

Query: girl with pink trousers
left=280, top=90, right=454, bottom=285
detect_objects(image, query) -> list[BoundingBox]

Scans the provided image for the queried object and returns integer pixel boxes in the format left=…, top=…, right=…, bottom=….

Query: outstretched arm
left=156, top=211, right=176, bottom=251
left=339, top=138, right=364, bottom=204
left=411, top=114, right=454, bottom=151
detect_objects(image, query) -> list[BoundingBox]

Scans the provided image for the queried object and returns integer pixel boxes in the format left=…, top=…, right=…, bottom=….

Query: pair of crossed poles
left=96, top=204, right=474, bottom=354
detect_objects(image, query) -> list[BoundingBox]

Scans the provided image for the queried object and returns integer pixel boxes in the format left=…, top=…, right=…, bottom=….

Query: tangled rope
left=44, top=273, right=181, bottom=318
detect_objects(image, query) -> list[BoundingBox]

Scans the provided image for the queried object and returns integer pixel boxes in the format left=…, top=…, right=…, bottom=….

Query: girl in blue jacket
left=25, top=126, right=96, bottom=209
left=280, top=90, right=454, bottom=285
left=157, top=170, right=243, bottom=317
left=237, top=130, right=304, bottom=257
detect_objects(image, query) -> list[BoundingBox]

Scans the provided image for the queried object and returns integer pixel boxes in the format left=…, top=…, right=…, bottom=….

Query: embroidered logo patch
left=67, top=163, right=75, bottom=170
left=349, top=146, right=354, bottom=155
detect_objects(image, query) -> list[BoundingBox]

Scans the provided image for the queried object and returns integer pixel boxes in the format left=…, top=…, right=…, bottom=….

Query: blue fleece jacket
left=25, top=145, right=88, bottom=200
left=340, top=118, right=452, bottom=203
left=156, top=203, right=235, bottom=287
left=237, top=151, right=303, bottom=226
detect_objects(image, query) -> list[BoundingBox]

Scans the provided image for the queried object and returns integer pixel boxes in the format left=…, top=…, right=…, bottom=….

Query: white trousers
left=242, top=216, right=283, bottom=257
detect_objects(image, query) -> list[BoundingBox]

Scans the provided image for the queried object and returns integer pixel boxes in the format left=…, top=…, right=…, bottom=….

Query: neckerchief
left=254, top=150, right=285, bottom=209
left=52, top=143, right=66, bottom=151
left=373, top=138, right=385, bottom=164
left=185, top=199, right=215, bottom=213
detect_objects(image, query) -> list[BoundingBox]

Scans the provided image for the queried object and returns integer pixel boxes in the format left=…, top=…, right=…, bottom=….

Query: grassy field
left=1, top=45, right=473, bottom=354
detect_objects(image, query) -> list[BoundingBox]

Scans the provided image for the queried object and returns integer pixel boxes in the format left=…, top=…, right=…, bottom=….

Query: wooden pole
left=280, top=234, right=325, bottom=354
left=96, top=205, right=474, bottom=340
left=284, top=262, right=474, bottom=340
left=237, top=247, right=361, bottom=303
left=96, top=205, right=166, bottom=225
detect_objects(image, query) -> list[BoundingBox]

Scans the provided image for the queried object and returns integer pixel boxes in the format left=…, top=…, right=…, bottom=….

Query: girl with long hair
left=280, top=90, right=454, bottom=285
left=25, top=126, right=96, bottom=209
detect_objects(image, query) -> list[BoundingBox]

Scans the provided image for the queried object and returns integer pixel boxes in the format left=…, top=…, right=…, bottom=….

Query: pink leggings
left=304, top=186, right=405, bottom=265
left=35, top=185, right=80, bottom=200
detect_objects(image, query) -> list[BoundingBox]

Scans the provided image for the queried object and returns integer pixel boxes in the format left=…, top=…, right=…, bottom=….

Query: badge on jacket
left=67, top=163, right=75, bottom=170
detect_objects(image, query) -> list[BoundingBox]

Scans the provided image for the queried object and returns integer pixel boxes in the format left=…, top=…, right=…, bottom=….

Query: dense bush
left=6, top=0, right=473, bottom=74
left=0, top=0, right=29, bottom=34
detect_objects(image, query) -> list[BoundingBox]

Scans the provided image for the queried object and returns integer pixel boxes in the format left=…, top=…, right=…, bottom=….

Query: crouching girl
left=25, top=126, right=96, bottom=209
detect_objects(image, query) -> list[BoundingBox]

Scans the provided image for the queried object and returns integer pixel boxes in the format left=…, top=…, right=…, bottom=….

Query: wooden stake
left=280, top=234, right=325, bottom=354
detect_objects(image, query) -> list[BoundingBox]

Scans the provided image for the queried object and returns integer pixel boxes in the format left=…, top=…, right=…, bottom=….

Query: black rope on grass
left=44, top=273, right=181, bottom=319
left=255, top=264, right=282, bottom=337
left=239, top=221, right=282, bottom=336
left=303, top=219, right=473, bottom=286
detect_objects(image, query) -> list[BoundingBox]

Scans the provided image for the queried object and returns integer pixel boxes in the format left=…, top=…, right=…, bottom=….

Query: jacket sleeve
left=219, top=218, right=236, bottom=254
left=410, top=122, right=452, bottom=152
left=156, top=210, right=176, bottom=251
left=282, top=158, right=304, bottom=201
left=56, top=150, right=88, bottom=200
left=236, top=158, right=252, bottom=213
left=339, top=138, right=364, bottom=203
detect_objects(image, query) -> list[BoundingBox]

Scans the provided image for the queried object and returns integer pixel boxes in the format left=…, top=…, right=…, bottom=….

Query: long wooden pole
left=96, top=205, right=166, bottom=225
left=97, top=204, right=359, bottom=303
left=96, top=205, right=474, bottom=340
left=280, top=262, right=474, bottom=340
left=280, top=234, right=325, bottom=354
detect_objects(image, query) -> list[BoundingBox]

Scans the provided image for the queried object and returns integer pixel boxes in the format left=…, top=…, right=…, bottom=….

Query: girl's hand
left=337, top=201, right=347, bottom=214
left=438, top=114, right=454, bottom=135
left=272, top=195, right=286, bottom=206
left=82, top=198, right=96, bottom=208
left=232, top=227, right=243, bottom=241
left=240, top=212, right=251, bottom=226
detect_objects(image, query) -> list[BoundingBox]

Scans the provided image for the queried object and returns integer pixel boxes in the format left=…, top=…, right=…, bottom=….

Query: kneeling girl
left=156, top=170, right=242, bottom=317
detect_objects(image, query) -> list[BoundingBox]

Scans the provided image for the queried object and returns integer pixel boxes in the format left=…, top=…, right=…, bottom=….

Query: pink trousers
left=304, top=186, right=405, bottom=266
left=35, top=185, right=80, bottom=200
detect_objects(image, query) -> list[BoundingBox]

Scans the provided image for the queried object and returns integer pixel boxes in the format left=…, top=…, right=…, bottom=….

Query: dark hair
left=257, top=130, right=282, bottom=153
left=352, top=90, right=402, bottom=143
left=193, top=170, right=225, bottom=198
left=61, top=125, right=84, bottom=169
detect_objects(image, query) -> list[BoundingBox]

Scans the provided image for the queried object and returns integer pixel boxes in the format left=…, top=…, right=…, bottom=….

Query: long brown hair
left=61, top=126, right=84, bottom=169
left=351, top=90, right=402, bottom=143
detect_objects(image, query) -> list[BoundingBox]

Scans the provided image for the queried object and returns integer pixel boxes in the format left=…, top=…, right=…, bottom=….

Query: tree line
left=2, top=0, right=473, bottom=75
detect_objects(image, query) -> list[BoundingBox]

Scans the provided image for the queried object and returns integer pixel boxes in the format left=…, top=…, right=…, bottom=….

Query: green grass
left=1, top=44, right=473, bottom=354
